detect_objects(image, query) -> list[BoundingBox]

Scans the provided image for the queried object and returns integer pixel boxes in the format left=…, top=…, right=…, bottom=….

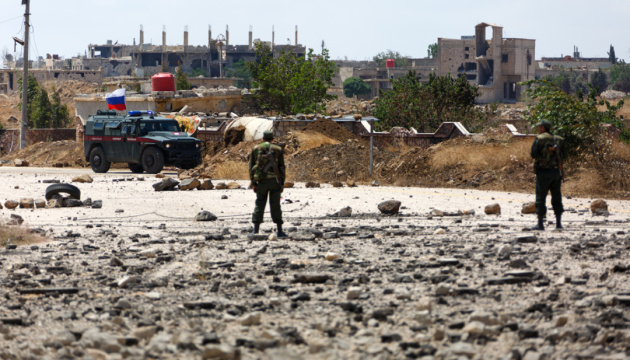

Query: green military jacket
left=249, top=141, right=286, bottom=185
left=531, top=132, right=566, bottom=171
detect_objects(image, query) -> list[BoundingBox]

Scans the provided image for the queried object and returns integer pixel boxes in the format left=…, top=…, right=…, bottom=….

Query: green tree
left=343, top=77, right=371, bottom=98
left=50, top=88, right=70, bottom=128
left=373, top=50, right=410, bottom=67
left=373, top=71, right=481, bottom=132
left=175, top=62, right=191, bottom=90
left=225, top=59, right=252, bottom=88
left=522, top=79, right=628, bottom=156
left=609, top=61, right=630, bottom=92
left=17, top=73, right=70, bottom=128
left=188, top=67, right=208, bottom=77
left=543, top=69, right=588, bottom=95
left=589, top=68, right=608, bottom=94
left=608, top=45, right=617, bottom=64
left=427, top=43, right=438, bottom=59
left=247, top=43, right=337, bottom=114
left=31, top=87, right=52, bottom=129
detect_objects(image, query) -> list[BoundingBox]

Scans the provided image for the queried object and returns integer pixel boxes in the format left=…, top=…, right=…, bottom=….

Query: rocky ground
left=0, top=167, right=629, bottom=359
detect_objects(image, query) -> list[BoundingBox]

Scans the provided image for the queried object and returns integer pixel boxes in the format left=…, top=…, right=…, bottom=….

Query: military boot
left=530, top=216, right=545, bottom=231
left=555, top=214, right=563, bottom=229
left=277, top=224, right=288, bottom=238
left=250, top=223, right=260, bottom=236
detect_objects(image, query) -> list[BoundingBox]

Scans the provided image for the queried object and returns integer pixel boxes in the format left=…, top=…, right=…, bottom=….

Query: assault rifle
left=263, top=150, right=282, bottom=185
left=553, top=135, right=564, bottom=182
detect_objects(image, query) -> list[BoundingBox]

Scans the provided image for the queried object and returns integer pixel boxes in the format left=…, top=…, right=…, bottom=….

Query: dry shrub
left=0, top=224, right=47, bottom=247
left=212, top=160, right=249, bottom=180
left=429, top=138, right=532, bottom=171
left=292, top=131, right=340, bottom=151
left=564, top=168, right=608, bottom=197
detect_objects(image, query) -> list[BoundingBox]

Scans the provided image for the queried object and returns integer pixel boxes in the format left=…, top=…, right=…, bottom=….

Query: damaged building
left=333, top=22, right=534, bottom=103
left=74, top=25, right=306, bottom=78
left=437, top=22, right=536, bottom=103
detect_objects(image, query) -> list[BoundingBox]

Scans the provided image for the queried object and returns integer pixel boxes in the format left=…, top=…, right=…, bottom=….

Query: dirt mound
left=1, top=140, right=88, bottom=167
left=303, top=118, right=358, bottom=142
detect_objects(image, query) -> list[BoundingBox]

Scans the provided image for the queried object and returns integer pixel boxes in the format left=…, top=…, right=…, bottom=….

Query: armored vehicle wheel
left=45, top=184, right=81, bottom=201
left=142, top=147, right=164, bottom=174
left=89, top=146, right=111, bottom=173
left=128, top=163, right=144, bottom=173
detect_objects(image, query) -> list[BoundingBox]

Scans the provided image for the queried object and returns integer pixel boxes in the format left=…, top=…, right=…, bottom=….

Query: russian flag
left=106, top=88, right=126, bottom=111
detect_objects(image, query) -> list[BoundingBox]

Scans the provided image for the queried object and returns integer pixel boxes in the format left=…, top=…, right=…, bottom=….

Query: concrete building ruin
left=335, top=22, right=536, bottom=103
left=437, top=22, right=536, bottom=103
left=74, top=25, right=306, bottom=78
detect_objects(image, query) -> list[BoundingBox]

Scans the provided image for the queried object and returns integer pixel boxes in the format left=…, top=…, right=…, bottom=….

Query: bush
left=343, top=77, right=371, bottom=98
left=373, top=71, right=482, bottom=132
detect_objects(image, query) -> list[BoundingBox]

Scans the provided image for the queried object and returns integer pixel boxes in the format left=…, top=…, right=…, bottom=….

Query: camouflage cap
left=536, top=119, right=552, bottom=130
left=263, top=130, right=274, bottom=140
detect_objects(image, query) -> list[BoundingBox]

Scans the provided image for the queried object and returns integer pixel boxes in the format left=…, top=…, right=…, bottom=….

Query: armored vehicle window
left=93, top=122, right=105, bottom=130
left=122, top=125, right=136, bottom=135
left=161, top=122, right=180, bottom=132
left=106, top=121, right=121, bottom=129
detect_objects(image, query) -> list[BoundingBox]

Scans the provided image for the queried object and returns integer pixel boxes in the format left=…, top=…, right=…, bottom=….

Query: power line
left=0, top=15, right=22, bottom=25
left=29, top=23, right=39, bottom=60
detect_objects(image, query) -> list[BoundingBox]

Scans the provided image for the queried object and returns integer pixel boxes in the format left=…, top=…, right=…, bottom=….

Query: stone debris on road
left=0, top=170, right=629, bottom=359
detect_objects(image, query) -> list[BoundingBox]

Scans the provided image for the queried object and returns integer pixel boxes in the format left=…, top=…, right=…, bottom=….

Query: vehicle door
left=122, top=121, right=141, bottom=161
left=104, top=120, right=124, bottom=161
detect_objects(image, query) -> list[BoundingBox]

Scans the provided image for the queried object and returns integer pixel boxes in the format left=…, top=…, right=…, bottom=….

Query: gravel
left=0, top=167, right=629, bottom=359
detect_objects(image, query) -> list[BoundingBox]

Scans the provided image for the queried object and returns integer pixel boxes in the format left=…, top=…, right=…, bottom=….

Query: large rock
left=180, top=178, right=200, bottom=190
left=521, top=202, right=536, bottom=214
left=346, top=180, right=357, bottom=187
left=591, top=199, right=609, bottom=216
left=283, top=181, right=294, bottom=188
left=305, top=181, right=320, bottom=188
left=331, top=181, right=343, bottom=188
left=19, top=198, right=34, bottom=209
left=14, top=159, right=29, bottom=167
left=328, top=206, right=352, bottom=218
left=152, top=178, right=179, bottom=191
left=215, top=182, right=227, bottom=190
left=378, top=200, right=401, bottom=215
left=195, top=211, right=217, bottom=222
left=226, top=182, right=241, bottom=190
left=72, top=174, right=93, bottom=183
left=4, top=200, right=18, bottom=209
left=198, top=180, right=214, bottom=190
left=485, top=203, right=501, bottom=215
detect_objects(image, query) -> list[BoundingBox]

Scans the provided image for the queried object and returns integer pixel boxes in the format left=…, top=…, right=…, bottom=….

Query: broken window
left=502, top=54, right=508, bottom=63
left=465, top=63, right=477, bottom=71
left=465, top=47, right=469, bottom=51
left=464, top=54, right=469, bottom=59
left=466, top=74, right=477, bottom=81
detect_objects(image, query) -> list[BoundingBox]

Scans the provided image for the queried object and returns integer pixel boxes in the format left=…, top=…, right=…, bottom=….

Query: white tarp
left=224, top=117, right=274, bottom=141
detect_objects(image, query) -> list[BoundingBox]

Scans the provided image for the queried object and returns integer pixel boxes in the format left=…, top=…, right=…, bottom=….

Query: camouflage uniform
left=531, top=122, right=566, bottom=229
left=249, top=137, right=286, bottom=226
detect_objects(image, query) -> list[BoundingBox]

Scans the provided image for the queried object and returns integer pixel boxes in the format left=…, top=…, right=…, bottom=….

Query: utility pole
left=20, top=0, right=30, bottom=149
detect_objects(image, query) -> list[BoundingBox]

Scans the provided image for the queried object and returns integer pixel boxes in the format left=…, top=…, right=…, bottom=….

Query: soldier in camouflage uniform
left=530, top=119, right=566, bottom=230
left=249, top=130, right=288, bottom=237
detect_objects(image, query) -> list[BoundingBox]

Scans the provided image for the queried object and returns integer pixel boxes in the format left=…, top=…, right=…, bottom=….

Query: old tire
left=45, top=184, right=81, bottom=201
left=128, top=163, right=144, bottom=173
left=89, top=146, right=110, bottom=173
left=142, top=147, right=164, bottom=174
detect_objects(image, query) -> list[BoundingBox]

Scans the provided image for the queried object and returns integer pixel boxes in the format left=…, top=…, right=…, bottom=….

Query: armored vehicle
left=84, top=110, right=204, bottom=174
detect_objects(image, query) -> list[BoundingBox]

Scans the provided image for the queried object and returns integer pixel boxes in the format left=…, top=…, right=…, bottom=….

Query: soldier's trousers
left=535, top=168, right=563, bottom=218
left=252, top=178, right=283, bottom=224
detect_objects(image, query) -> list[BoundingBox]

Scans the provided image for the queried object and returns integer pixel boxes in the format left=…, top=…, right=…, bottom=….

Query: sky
left=1, top=0, right=630, bottom=66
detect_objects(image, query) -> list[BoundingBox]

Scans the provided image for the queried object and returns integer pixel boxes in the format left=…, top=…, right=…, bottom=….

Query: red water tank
left=386, top=59, right=395, bottom=68
left=152, top=72, right=176, bottom=92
